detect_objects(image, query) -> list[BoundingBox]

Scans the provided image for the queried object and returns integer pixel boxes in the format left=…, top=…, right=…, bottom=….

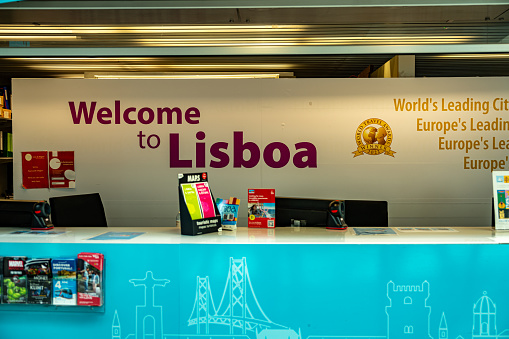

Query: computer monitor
left=344, top=200, right=388, bottom=226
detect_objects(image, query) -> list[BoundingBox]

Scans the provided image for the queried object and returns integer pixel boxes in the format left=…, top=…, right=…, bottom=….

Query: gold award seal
left=353, top=118, right=396, bottom=157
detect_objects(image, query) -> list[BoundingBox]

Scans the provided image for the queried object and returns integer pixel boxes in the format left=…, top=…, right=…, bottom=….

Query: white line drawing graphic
left=115, top=271, right=171, bottom=339
left=110, top=261, right=509, bottom=339
left=386, top=281, right=433, bottom=339
left=257, top=329, right=302, bottom=339
left=187, top=257, right=288, bottom=335
left=113, top=309, right=121, bottom=339
left=439, top=312, right=448, bottom=339
left=473, top=291, right=497, bottom=339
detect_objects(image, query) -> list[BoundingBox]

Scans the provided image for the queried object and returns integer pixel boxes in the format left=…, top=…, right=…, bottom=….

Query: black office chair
left=49, top=193, right=108, bottom=227
left=275, top=197, right=331, bottom=226
left=344, top=200, right=388, bottom=227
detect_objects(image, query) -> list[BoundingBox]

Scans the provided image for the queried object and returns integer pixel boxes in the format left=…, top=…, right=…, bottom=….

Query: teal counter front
left=0, top=227, right=508, bottom=339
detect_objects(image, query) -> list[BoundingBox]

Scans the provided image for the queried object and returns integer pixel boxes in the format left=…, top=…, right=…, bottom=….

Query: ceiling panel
left=0, top=1, right=509, bottom=82
left=1, top=5, right=508, bottom=25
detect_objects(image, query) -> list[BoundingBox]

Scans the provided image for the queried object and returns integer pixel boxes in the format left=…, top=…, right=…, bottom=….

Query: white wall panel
left=12, top=78, right=508, bottom=226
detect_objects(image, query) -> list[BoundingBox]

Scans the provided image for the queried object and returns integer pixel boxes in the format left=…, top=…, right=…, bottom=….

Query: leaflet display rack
left=178, top=172, right=221, bottom=236
left=493, top=171, right=509, bottom=230
left=0, top=253, right=104, bottom=313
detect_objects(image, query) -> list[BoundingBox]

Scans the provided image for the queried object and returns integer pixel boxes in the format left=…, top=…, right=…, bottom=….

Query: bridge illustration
left=187, top=257, right=288, bottom=335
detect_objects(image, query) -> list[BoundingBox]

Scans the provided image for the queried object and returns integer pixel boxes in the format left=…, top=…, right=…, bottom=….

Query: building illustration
left=386, top=281, right=433, bottom=339
left=111, top=258, right=508, bottom=339
left=473, top=292, right=497, bottom=339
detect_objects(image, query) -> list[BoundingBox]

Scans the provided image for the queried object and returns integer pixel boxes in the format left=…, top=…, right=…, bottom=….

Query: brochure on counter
left=353, top=227, right=397, bottom=235
left=248, top=189, right=276, bottom=228
left=87, top=232, right=145, bottom=241
left=216, top=197, right=240, bottom=230
left=6, top=230, right=67, bottom=237
left=493, top=171, right=509, bottom=230
left=396, top=227, right=458, bottom=232
left=178, top=172, right=221, bottom=236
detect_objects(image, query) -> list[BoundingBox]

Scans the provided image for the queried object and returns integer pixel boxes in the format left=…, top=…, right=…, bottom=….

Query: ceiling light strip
left=1, top=0, right=508, bottom=10
left=2, top=44, right=509, bottom=57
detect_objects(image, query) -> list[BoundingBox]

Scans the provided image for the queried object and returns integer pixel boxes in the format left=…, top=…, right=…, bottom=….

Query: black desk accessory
left=326, top=200, right=348, bottom=230
left=0, top=200, right=53, bottom=230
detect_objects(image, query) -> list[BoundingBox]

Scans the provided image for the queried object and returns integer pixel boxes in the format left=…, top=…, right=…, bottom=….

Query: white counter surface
left=0, top=226, right=507, bottom=245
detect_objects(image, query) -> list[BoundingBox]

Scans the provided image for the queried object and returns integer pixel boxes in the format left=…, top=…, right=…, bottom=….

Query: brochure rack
left=493, top=171, right=509, bottom=230
left=0, top=253, right=104, bottom=312
left=178, top=172, right=221, bottom=236
left=0, top=304, right=104, bottom=313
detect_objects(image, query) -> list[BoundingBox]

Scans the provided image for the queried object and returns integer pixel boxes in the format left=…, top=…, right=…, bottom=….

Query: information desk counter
left=0, top=226, right=508, bottom=339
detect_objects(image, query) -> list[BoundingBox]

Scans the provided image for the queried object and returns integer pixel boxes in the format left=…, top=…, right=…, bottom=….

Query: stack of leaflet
left=178, top=172, right=221, bottom=236
left=27, top=258, right=52, bottom=304
left=52, top=258, right=77, bottom=305
left=77, top=252, right=104, bottom=306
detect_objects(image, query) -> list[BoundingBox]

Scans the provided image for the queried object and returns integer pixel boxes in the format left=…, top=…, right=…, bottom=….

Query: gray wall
left=12, top=78, right=508, bottom=226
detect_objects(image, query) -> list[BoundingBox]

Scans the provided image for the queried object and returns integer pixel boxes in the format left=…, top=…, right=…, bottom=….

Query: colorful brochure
left=493, top=171, right=509, bottom=230
left=2, top=256, right=28, bottom=304
left=52, top=258, right=77, bottom=306
left=182, top=182, right=216, bottom=220
left=26, top=258, right=52, bottom=305
left=248, top=189, right=276, bottom=228
left=216, top=197, right=240, bottom=230
left=77, top=252, right=104, bottom=306
left=195, top=182, right=216, bottom=218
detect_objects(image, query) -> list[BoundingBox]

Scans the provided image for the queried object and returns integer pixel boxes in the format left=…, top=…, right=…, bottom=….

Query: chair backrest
left=49, top=193, right=107, bottom=227
left=344, top=200, right=388, bottom=227
left=275, top=197, right=331, bottom=227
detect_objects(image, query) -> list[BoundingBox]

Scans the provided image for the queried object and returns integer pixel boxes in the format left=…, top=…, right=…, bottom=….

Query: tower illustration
left=130, top=271, right=170, bottom=339
left=112, top=309, right=121, bottom=339
left=473, top=291, right=497, bottom=339
left=439, top=312, right=448, bottom=339
left=386, top=281, right=433, bottom=339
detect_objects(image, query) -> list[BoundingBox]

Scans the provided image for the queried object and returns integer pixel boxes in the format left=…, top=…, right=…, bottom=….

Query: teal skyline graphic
left=112, top=258, right=508, bottom=339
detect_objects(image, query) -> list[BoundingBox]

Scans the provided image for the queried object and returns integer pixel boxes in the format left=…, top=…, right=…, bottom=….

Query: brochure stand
left=178, top=172, right=221, bottom=236
left=493, top=171, right=509, bottom=230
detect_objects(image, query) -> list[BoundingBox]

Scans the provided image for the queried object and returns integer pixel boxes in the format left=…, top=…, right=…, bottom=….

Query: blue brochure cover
left=216, top=197, right=240, bottom=230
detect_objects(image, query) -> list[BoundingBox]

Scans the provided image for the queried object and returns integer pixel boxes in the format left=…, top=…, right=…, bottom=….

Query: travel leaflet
left=181, top=182, right=216, bottom=220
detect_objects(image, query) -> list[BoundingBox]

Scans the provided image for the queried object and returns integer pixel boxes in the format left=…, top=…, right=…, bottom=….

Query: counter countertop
left=0, top=226, right=508, bottom=245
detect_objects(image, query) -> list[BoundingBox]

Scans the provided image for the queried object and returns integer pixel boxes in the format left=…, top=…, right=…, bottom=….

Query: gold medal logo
left=353, top=118, right=396, bottom=157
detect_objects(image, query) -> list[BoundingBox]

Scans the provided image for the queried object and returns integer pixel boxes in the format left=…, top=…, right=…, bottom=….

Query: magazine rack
left=178, top=172, right=221, bottom=236
left=493, top=170, right=509, bottom=230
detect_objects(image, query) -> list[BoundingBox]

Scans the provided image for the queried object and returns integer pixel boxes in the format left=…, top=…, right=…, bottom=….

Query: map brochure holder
left=178, top=172, right=221, bottom=236
left=493, top=170, right=509, bottom=230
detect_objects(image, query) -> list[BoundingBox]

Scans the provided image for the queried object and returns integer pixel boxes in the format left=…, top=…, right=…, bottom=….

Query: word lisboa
left=169, top=131, right=317, bottom=169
